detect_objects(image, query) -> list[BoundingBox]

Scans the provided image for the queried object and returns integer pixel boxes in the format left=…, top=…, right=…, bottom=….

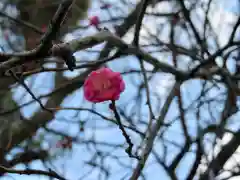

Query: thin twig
left=132, top=0, right=156, bottom=155
left=37, top=0, right=75, bottom=52
left=177, top=0, right=210, bottom=56
left=0, top=165, right=67, bottom=180
left=111, top=100, right=140, bottom=160
left=0, top=11, right=43, bottom=35
left=8, top=70, right=53, bottom=113
left=132, top=0, right=148, bottom=46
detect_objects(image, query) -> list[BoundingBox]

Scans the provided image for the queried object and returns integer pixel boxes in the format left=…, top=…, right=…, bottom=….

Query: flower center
left=93, top=80, right=111, bottom=91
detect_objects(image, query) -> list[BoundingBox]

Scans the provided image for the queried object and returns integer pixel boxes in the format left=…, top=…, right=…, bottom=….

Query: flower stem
left=111, top=100, right=140, bottom=160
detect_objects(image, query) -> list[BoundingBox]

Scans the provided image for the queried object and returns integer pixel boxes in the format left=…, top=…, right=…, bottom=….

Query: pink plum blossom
left=83, top=68, right=125, bottom=103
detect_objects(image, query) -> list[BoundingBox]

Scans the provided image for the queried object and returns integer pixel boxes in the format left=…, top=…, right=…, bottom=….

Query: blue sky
left=0, top=0, right=240, bottom=180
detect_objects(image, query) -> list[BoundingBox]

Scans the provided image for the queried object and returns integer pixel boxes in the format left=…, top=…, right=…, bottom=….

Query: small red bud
left=100, top=3, right=111, bottom=9
left=109, top=103, right=114, bottom=110
left=56, top=137, right=73, bottom=149
left=80, top=127, right=84, bottom=132
left=172, top=14, right=179, bottom=25
left=3, top=31, right=9, bottom=39
left=89, top=16, right=100, bottom=27
left=41, top=25, right=47, bottom=32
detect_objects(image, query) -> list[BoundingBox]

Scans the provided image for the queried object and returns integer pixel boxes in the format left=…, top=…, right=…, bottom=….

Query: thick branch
left=130, top=83, right=180, bottom=180
left=199, top=131, right=240, bottom=179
